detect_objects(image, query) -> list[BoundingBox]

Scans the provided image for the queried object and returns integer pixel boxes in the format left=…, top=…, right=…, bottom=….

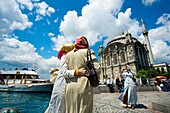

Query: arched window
left=120, top=52, right=126, bottom=63
left=107, top=56, right=110, bottom=66
left=157, top=68, right=160, bottom=74
left=161, top=67, right=165, bottom=73
left=113, top=54, right=117, bottom=64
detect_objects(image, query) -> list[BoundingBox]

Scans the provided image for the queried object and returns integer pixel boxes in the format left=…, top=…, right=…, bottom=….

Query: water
left=0, top=92, right=51, bottom=113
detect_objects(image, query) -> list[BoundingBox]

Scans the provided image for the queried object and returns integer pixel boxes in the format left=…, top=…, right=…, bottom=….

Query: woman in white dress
left=45, top=43, right=75, bottom=113
left=120, top=65, right=138, bottom=110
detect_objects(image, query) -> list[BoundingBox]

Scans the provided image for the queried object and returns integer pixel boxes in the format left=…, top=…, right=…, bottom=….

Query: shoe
left=123, top=105, right=128, bottom=108
left=131, top=105, right=134, bottom=110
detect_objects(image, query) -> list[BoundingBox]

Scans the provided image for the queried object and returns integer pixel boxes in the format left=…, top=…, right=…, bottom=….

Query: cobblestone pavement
left=93, top=91, right=170, bottom=113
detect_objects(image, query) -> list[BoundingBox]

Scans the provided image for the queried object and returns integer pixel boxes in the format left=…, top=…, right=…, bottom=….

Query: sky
left=0, top=0, right=170, bottom=79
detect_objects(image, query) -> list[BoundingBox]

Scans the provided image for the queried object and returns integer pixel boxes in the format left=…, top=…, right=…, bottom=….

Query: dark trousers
left=123, top=89, right=128, bottom=105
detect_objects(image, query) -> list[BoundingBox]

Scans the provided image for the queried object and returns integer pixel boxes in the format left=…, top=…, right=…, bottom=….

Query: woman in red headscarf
left=63, top=36, right=101, bottom=113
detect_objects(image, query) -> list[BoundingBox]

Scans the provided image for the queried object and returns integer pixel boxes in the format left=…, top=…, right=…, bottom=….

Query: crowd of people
left=154, top=77, right=169, bottom=92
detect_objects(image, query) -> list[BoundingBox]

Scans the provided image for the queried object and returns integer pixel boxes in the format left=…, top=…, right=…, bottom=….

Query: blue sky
left=0, top=0, right=170, bottom=78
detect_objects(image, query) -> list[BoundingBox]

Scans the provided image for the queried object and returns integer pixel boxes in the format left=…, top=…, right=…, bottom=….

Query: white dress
left=47, top=56, right=75, bottom=113
left=121, top=70, right=138, bottom=106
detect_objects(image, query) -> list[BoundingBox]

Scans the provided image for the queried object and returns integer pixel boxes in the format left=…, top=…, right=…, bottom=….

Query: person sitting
left=154, top=78, right=162, bottom=91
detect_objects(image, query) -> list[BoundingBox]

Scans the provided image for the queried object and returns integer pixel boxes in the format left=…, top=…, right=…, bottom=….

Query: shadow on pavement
left=135, top=104, right=147, bottom=109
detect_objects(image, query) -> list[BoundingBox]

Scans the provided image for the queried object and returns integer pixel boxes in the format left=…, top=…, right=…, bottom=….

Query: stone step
left=93, top=86, right=101, bottom=94
left=152, top=97, right=170, bottom=113
left=97, top=84, right=158, bottom=93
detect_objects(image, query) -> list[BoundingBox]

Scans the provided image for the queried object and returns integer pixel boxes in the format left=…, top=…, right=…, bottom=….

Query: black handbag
left=132, top=77, right=136, bottom=82
left=84, top=49, right=99, bottom=87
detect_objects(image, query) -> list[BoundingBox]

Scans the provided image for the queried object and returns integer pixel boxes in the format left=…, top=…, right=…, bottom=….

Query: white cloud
left=0, top=0, right=33, bottom=37
left=116, top=8, right=141, bottom=38
left=34, top=1, right=55, bottom=21
left=48, top=32, right=55, bottom=37
left=0, top=38, right=60, bottom=78
left=59, top=0, right=140, bottom=47
left=40, top=46, right=44, bottom=51
left=54, top=18, right=59, bottom=23
left=51, top=35, right=70, bottom=51
left=152, top=40, right=170, bottom=63
left=139, top=14, right=170, bottom=63
left=149, top=14, right=170, bottom=63
left=35, top=15, right=43, bottom=21
left=46, top=7, right=55, bottom=16
left=35, top=2, right=49, bottom=16
left=16, top=0, right=34, bottom=11
left=142, top=0, right=159, bottom=6
left=156, top=13, right=170, bottom=25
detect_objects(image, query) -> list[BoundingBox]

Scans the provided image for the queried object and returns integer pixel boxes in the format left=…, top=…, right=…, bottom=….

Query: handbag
left=84, top=49, right=99, bottom=87
left=132, top=77, right=136, bottom=82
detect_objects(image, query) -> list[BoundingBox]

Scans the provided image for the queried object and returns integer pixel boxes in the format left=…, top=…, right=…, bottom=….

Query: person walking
left=63, top=36, right=100, bottom=113
left=119, top=65, right=138, bottom=110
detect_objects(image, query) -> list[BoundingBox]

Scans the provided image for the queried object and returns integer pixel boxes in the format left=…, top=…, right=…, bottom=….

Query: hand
left=121, top=69, right=125, bottom=73
left=78, top=67, right=87, bottom=76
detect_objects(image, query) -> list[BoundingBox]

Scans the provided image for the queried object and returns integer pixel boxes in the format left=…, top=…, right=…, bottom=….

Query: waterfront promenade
left=93, top=91, right=170, bottom=113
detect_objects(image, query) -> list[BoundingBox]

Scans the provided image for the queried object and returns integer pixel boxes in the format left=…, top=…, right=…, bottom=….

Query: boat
left=0, top=68, right=53, bottom=92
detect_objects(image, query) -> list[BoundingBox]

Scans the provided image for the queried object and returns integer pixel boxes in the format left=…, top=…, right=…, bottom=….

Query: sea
left=0, top=92, right=51, bottom=113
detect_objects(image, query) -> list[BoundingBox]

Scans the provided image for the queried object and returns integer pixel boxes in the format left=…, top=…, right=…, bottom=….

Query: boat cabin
left=0, top=68, right=50, bottom=85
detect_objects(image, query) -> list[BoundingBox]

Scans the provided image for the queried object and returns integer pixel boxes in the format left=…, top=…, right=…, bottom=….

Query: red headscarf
left=74, top=36, right=89, bottom=51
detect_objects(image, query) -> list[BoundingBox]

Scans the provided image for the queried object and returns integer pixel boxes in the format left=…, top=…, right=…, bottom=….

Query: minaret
left=141, top=19, right=154, bottom=65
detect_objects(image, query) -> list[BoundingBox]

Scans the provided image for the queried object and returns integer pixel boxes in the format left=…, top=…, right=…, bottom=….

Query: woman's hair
left=57, top=43, right=74, bottom=60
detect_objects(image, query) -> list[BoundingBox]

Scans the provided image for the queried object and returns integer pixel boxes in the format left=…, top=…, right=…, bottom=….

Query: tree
left=137, top=69, right=147, bottom=78
left=147, top=68, right=157, bottom=78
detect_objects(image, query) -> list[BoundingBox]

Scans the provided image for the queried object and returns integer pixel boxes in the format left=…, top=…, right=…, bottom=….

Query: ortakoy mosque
left=97, top=20, right=170, bottom=84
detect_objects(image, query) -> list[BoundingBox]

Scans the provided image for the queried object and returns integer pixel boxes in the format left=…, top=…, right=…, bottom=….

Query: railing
left=136, top=78, right=155, bottom=86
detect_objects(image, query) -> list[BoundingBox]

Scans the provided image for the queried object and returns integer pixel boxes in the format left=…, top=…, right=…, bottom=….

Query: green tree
left=137, top=69, right=147, bottom=78
left=147, top=68, right=157, bottom=78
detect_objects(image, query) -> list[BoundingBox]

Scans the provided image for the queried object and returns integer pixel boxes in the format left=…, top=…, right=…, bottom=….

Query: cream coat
left=64, top=49, right=100, bottom=113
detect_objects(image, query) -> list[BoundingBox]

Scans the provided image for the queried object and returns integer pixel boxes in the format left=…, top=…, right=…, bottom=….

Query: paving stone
left=93, top=91, right=170, bottom=113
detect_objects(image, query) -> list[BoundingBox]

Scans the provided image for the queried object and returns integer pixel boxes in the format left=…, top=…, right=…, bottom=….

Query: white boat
left=0, top=68, right=53, bottom=92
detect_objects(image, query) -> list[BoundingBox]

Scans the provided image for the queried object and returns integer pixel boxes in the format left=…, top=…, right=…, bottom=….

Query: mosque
left=98, top=19, right=169, bottom=83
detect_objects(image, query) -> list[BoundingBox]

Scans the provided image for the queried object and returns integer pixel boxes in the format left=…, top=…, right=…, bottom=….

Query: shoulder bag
left=84, top=49, right=99, bottom=87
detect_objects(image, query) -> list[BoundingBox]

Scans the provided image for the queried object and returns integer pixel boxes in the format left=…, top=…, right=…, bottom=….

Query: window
left=27, top=75, right=32, bottom=79
left=120, top=52, right=126, bottom=63
left=33, top=75, right=39, bottom=79
left=113, top=54, right=117, bottom=64
left=107, top=56, right=110, bottom=66
left=16, top=75, right=22, bottom=79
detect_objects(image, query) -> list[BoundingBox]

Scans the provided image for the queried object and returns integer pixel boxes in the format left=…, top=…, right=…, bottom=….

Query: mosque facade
left=98, top=20, right=154, bottom=82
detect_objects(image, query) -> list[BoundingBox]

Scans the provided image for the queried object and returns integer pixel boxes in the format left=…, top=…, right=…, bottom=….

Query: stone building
left=98, top=32, right=150, bottom=83
left=153, top=62, right=170, bottom=74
